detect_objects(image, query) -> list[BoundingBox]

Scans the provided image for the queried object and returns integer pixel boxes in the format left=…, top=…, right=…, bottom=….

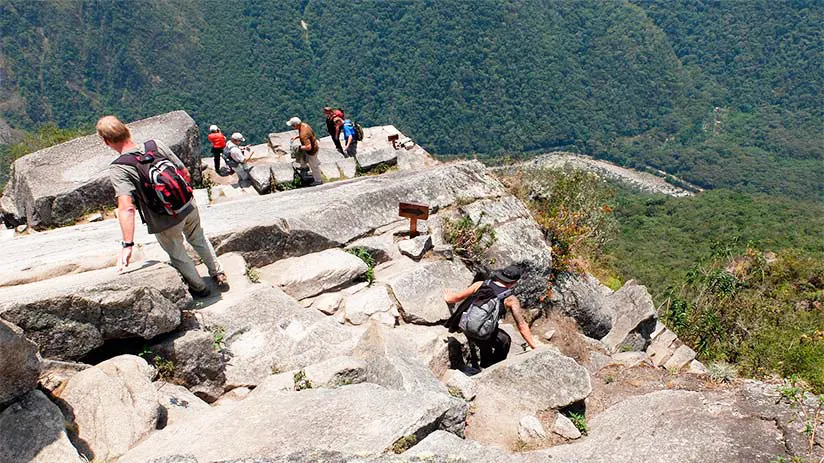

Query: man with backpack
left=99, top=115, right=227, bottom=298
left=338, top=117, right=358, bottom=158
left=223, top=132, right=252, bottom=183
left=444, top=264, right=538, bottom=368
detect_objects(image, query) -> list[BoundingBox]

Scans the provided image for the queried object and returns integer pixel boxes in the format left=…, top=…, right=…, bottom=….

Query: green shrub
left=391, top=435, right=417, bottom=454
left=567, top=412, right=588, bottom=436
left=346, top=247, right=376, bottom=285
left=499, top=168, right=618, bottom=278
left=442, top=214, right=496, bottom=265
left=662, top=249, right=824, bottom=392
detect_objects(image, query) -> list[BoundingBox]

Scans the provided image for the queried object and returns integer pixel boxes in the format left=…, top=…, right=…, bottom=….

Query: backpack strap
left=144, top=139, right=158, bottom=155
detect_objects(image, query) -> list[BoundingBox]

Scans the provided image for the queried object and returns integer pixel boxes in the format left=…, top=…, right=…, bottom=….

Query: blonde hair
left=96, top=115, right=131, bottom=143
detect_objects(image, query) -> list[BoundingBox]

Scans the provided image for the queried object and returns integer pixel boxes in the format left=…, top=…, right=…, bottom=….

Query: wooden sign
left=398, top=202, right=429, bottom=237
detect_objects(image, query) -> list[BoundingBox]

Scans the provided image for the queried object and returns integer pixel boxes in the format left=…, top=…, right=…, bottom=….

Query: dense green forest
left=1, top=0, right=821, bottom=199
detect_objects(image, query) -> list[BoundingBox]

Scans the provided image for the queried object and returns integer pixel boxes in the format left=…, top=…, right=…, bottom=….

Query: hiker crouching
left=444, top=264, right=538, bottom=369
left=98, top=115, right=228, bottom=298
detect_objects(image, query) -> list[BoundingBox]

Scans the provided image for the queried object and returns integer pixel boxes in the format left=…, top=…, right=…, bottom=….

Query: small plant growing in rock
left=707, top=361, right=738, bottom=384
left=152, top=355, right=175, bottom=382
left=447, top=385, right=466, bottom=400
left=567, top=412, right=588, bottom=436
left=777, top=375, right=824, bottom=461
left=293, top=370, right=313, bottom=391
left=442, top=213, right=496, bottom=264
left=347, top=247, right=376, bottom=285
left=391, top=434, right=417, bottom=454
left=603, top=374, right=615, bottom=385
left=210, top=325, right=226, bottom=351
left=511, top=438, right=530, bottom=452
left=245, top=264, right=260, bottom=283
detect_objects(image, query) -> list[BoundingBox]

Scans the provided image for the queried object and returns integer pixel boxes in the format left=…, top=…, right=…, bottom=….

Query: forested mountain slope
left=1, top=0, right=821, bottom=199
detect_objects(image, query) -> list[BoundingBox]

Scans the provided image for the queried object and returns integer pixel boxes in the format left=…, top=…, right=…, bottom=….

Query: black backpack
left=353, top=120, right=364, bottom=141
left=112, top=140, right=193, bottom=216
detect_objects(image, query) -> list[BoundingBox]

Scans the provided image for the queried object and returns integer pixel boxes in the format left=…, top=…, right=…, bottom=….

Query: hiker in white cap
left=207, top=124, right=227, bottom=173
left=287, top=117, right=322, bottom=186
left=223, top=132, right=252, bottom=183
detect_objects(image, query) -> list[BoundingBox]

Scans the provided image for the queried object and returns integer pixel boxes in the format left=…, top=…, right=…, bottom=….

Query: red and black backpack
left=112, top=140, right=193, bottom=216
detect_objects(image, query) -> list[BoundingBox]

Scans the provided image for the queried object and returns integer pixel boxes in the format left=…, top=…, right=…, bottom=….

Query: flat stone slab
left=356, top=148, right=398, bottom=171
left=536, top=390, right=788, bottom=462
left=343, top=285, right=399, bottom=326
left=0, top=111, right=200, bottom=229
left=119, top=383, right=465, bottom=462
left=258, top=248, right=368, bottom=300
left=0, top=262, right=188, bottom=359
left=0, top=162, right=502, bottom=285
left=663, top=344, right=697, bottom=371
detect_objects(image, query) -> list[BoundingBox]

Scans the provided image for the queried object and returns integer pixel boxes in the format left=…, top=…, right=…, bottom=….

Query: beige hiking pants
left=298, top=152, right=323, bottom=183
left=155, top=205, right=223, bottom=291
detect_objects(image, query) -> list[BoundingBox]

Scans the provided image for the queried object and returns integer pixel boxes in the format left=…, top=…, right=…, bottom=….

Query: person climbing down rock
left=223, top=132, right=252, bottom=184
left=444, top=264, right=538, bottom=369
left=287, top=116, right=323, bottom=186
left=99, top=115, right=228, bottom=298
left=207, top=124, right=227, bottom=173
left=324, top=106, right=345, bottom=154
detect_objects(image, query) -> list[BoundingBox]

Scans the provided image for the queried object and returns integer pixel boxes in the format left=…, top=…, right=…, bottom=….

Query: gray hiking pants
left=155, top=205, right=223, bottom=291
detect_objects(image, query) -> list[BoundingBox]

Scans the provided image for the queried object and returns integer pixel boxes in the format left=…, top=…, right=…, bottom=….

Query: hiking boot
left=214, top=273, right=229, bottom=291
left=189, top=286, right=211, bottom=299
left=309, top=180, right=324, bottom=187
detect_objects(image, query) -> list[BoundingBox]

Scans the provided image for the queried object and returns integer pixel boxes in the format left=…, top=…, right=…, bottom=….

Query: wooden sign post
left=398, top=202, right=429, bottom=238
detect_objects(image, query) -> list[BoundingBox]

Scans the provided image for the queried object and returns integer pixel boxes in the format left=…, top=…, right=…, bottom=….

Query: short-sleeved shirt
left=109, top=139, right=193, bottom=234
left=298, top=123, right=319, bottom=155
left=342, top=119, right=356, bottom=141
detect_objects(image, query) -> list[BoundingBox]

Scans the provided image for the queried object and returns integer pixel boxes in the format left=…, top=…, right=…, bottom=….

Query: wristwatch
left=121, top=241, right=134, bottom=248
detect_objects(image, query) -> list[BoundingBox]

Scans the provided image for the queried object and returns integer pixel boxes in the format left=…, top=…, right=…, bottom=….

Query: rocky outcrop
left=456, top=195, right=553, bottom=310
left=155, top=382, right=211, bottom=427
left=536, top=389, right=788, bottom=462
left=378, top=258, right=474, bottom=325
left=150, top=329, right=226, bottom=402
left=58, top=355, right=161, bottom=462
left=192, top=286, right=359, bottom=387
left=0, top=162, right=505, bottom=289
left=0, top=390, right=85, bottom=463
left=551, top=272, right=614, bottom=339
left=551, top=274, right=658, bottom=352
left=495, top=152, right=699, bottom=197
left=352, top=323, right=449, bottom=395
left=468, top=348, right=592, bottom=446
left=0, top=111, right=200, bottom=229
left=258, top=248, right=368, bottom=300
left=119, top=383, right=466, bottom=463
left=0, top=319, right=40, bottom=407
left=0, top=262, right=189, bottom=359
left=600, top=280, right=657, bottom=352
